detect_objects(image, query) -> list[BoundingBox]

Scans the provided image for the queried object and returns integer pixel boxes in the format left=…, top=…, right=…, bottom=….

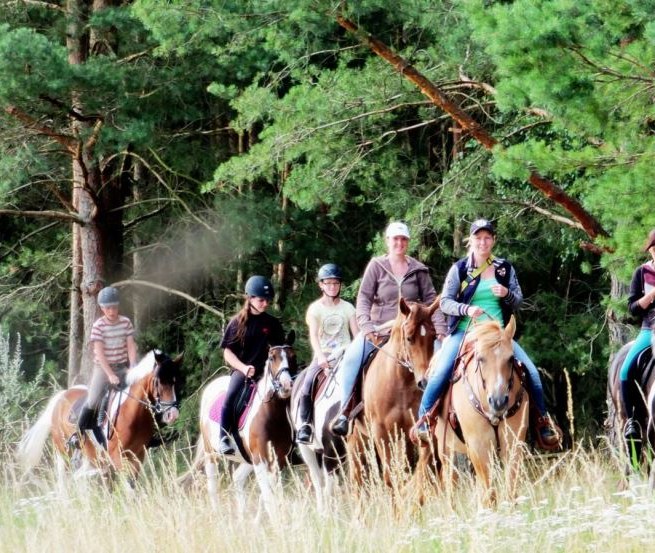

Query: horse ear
left=399, top=297, right=410, bottom=315
left=154, top=350, right=166, bottom=363
left=428, top=295, right=440, bottom=315
left=173, top=352, right=184, bottom=365
left=505, top=315, right=516, bottom=340
left=285, top=329, right=296, bottom=346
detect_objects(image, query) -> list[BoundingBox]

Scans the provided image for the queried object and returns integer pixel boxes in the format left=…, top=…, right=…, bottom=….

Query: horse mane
left=125, top=350, right=157, bottom=386
left=468, top=320, right=507, bottom=351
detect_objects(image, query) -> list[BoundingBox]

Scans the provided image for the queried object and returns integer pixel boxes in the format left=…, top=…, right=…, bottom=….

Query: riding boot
left=96, top=393, right=110, bottom=428
left=296, top=393, right=314, bottom=444
left=218, top=427, right=235, bottom=456
left=77, top=405, right=97, bottom=432
left=330, top=403, right=351, bottom=437
left=620, top=380, right=642, bottom=462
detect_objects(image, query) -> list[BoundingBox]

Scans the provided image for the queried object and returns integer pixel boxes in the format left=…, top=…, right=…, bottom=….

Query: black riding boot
left=77, top=405, right=97, bottom=432
left=620, top=380, right=642, bottom=462
left=296, top=393, right=314, bottom=444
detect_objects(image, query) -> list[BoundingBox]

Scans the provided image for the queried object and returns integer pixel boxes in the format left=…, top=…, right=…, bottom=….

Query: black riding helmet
left=245, top=275, right=275, bottom=300
left=317, top=263, right=343, bottom=282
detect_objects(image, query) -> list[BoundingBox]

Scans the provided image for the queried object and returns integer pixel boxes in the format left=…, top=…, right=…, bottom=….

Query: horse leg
left=467, top=439, right=496, bottom=508
left=253, top=461, right=279, bottom=521
left=347, top=425, right=369, bottom=491
left=233, top=462, right=254, bottom=517
left=205, top=457, right=220, bottom=511
left=299, top=443, right=326, bottom=511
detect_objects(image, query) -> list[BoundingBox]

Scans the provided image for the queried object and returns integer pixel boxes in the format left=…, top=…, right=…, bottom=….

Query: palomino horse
left=607, top=338, right=655, bottom=479
left=192, top=334, right=297, bottom=517
left=290, top=348, right=346, bottom=510
left=349, top=297, right=439, bottom=489
left=431, top=316, right=528, bottom=505
left=17, top=350, right=182, bottom=486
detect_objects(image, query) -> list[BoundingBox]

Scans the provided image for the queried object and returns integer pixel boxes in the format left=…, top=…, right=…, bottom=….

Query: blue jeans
left=338, top=332, right=376, bottom=407
left=619, top=328, right=652, bottom=382
left=418, top=330, right=547, bottom=417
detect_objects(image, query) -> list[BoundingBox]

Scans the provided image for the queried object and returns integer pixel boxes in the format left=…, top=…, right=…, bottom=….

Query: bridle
left=119, top=360, right=179, bottom=419
left=263, top=344, right=294, bottom=400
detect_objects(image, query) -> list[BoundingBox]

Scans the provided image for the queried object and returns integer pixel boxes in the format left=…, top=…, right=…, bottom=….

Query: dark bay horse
left=349, top=297, right=439, bottom=489
left=430, top=317, right=529, bottom=506
left=18, top=350, right=182, bottom=485
left=192, top=334, right=297, bottom=517
left=607, top=338, right=655, bottom=479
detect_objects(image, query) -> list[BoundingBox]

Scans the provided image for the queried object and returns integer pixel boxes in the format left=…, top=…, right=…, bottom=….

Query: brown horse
left=431, top=317, right=529, bottom=505
left=348, top=297, right=439, bottom=488
left=190, top=335, right=297, bottom=518
left=18, top=350, right=182, bottom=485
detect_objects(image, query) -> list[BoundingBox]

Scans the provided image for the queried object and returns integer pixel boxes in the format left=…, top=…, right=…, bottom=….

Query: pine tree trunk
left=67, top=223, right=83, bottom=385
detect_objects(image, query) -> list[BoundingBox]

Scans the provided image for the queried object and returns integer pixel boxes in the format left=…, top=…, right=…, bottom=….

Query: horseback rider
left=77, top=286, right=138, bottom=447
left=218, top=275, right=286, bottom=456
left=619, top=228, right=655, bottom=449
left=330, top=222, right=447, bottom=436
left=296, top=263, right=358, bottom=444
left=413, top=218, right=560, bottom=449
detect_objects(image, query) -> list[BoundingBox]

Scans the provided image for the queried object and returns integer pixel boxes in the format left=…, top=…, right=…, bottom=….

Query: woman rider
left=415, top=219, right=559, bottom=449
left=330, top=221, right=447, bottom=436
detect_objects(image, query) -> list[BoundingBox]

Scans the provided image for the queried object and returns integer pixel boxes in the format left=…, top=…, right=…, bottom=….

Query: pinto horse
left=17, top=350, right=182, bottom=485
left=192, top=334, right=297, bottom=517
left=607, top=338, right=655, bottom=479
left=431, top=317, right=528, bottom=505
left=290, top=348, right=346, bottom=510
left=348, top=297, right=439, bottom=489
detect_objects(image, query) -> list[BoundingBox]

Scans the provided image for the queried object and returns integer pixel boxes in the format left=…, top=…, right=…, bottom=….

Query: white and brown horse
left=349, top=298, right=439, bottom=489
left=17, top=350, right=182, bottom=486
left=192, top=334, right=297, bottom=517
left=431, top=317, right=529, bottom=505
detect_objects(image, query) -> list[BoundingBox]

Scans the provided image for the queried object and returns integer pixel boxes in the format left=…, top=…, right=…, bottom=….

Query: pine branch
left=5, top=105, right=76, bottom=153
left=0, top=208, right=84, bottom=224
left=335, top=14, right=610, bottom=242
left=3, top=0, right=65, bottom=12
left=111, top=279, right=224, bottom=318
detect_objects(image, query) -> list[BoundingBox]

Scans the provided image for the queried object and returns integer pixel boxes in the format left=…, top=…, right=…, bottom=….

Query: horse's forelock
left=156, top=354, right=179, bottom=385
left=471, top=321, right=509, bottom=353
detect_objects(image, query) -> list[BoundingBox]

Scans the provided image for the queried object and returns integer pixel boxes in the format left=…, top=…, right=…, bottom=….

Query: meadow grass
left=3, top=437, right=655, bottom=553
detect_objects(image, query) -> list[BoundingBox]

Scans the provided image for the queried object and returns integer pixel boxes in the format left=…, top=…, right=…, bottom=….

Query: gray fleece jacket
left=355, top=255, right=447, bottom=336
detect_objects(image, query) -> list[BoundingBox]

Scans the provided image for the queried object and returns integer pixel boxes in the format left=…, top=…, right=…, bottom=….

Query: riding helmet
left=317, top=263, right=343, bottom=282
left=245, top=275, right=275, bottom=300
left=97, top=286, right=120, bottom=307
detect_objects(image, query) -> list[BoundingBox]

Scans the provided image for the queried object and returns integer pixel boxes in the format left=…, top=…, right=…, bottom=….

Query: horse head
left=149, top=350, right=183, bottom=425
left=265, top=331, right=297, bottom=400
left=397, top=296, right=439, bottom=388
left=470, top=316, right=516, bottom=421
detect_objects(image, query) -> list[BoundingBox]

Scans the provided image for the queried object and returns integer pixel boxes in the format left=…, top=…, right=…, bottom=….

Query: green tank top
left=457, top=278, right=504, bottom=331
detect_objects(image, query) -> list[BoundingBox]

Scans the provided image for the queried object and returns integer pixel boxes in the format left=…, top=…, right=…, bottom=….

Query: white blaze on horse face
left=420, top=325, right=426, bottom=337
left=276, top=349, right=293, bottom=398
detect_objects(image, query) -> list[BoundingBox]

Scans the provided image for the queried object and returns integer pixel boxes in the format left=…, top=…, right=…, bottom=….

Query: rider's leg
left=297, top=360, right=322, bottom=443
left=218, top=371, right=247, bottom=455
left=330, top=333, right=375, bottom=436
left=513, top=341, right=560, bottom=447
left=418, top=332, right=463, bottom=418
left=619, top=329, right=652, bottom=443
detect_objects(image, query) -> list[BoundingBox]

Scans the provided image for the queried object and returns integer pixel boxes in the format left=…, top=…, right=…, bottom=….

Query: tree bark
left=335, top=15, right=609, bottom=242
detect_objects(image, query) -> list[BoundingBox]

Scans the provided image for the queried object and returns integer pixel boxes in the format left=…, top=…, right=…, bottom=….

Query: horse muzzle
left=488, top=393, right=509, bottom=417
left=161, top=407, right=180, bottom=425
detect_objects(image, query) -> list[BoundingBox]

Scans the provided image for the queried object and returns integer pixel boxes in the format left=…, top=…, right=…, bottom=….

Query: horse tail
left=16, top=390, right=65, bottom=474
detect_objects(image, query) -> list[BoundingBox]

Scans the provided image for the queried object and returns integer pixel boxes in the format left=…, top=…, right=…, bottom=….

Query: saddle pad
left=209, top=384, right=257, bottom=430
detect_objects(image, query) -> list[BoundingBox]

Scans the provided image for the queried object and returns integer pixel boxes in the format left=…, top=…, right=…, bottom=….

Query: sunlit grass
left=4, top=436, right=655, bottom=552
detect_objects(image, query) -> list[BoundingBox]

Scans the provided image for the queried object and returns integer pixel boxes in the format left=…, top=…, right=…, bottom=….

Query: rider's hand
left=491, top=284, right=508, bottom=298
left=107, top=372, right=120, bottom=386
left=317, top=354, right=329, bottom=369
left=365, top=332, right=378, bottom=344
left=467, top=306, right=484, bottom=318
left=244, top=365, right=256, bottom=378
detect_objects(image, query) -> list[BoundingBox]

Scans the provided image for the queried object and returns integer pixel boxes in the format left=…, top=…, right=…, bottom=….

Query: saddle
left=209, top=379, right=257, bottom=431
left=344, top=335, right=390, bottom=420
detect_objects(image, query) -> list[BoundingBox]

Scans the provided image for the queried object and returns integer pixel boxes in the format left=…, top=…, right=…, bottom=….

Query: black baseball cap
left=470, top=218, right=496, bottom=235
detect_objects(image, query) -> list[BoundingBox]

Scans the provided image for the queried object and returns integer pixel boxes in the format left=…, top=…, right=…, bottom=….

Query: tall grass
left=4, top=438, right=655, bottom=553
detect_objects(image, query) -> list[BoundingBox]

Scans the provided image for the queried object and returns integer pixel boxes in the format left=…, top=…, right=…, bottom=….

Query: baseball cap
left=385, top=222, right=410, bottom=239
left=470, top=218, right=496, bottom=235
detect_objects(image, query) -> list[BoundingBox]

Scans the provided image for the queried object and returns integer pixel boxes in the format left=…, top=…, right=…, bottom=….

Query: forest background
left=1, top=0, right=653, bottom=445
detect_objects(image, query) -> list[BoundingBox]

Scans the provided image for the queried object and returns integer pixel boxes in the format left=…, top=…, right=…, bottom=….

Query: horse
left=192, top=333, right=297, bottom=518
left=348, top=297, right=439, bottom=490
left=289, top=348, right=346, bottom=511
left=606, top=337, right=655, bottom=479
left=429, top=316, right=529, bottom=506
left=17, top=350, right=182, bottom=487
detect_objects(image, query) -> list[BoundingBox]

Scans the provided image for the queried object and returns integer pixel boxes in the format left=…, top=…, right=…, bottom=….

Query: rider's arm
left=224, top=347, right=255, bottom=378
left=307, top=309, right=328, bottom=368
left=355, top=259, right=379, bottom=337
left=126, top=334, right=138, bottom=368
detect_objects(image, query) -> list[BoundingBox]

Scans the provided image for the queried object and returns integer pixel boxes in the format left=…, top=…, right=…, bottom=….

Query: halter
left=119, top=359, right=179, bottom=419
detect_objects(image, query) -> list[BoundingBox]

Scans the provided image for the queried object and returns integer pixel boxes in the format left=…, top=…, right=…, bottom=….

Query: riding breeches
left=86, top=362, right=128, bottom=409
left=619, top=329, right=652, bottom=382
left=220, top=371, right=247, bottom=435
